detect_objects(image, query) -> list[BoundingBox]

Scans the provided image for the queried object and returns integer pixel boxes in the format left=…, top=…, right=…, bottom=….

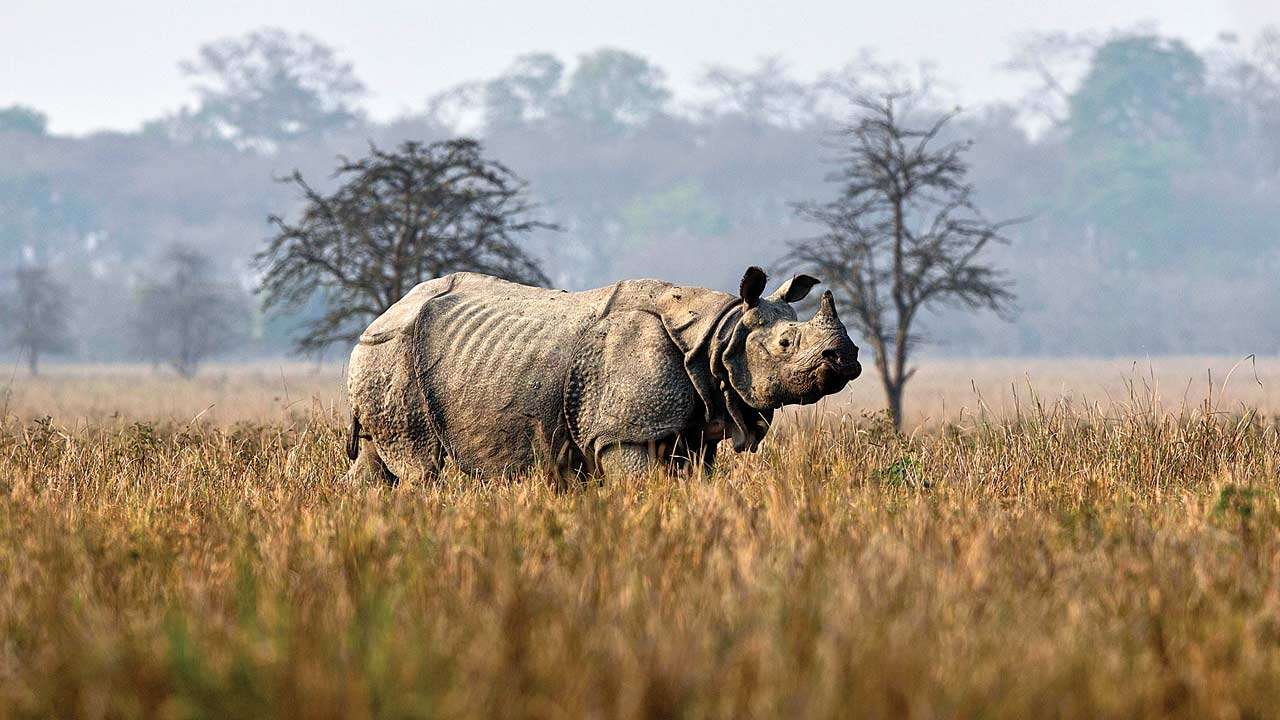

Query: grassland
left=1, top=358, right=1278, bottom=718
left=1, top=355, right=1272, bottom=426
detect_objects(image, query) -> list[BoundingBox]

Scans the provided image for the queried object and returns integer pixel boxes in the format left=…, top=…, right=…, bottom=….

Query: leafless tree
left=816, top=50, right=941, bottom=119
left=701, top=56, right=816, bottom=128
left=1002, top=31, right=1100, bottom=128
left=255, top=139, right=554, bottom=354
left=134, top=245, right=244, bottom=378
left=785, top=95, right=1018, bottom=429
left=1, top=267, right=71, bottom=375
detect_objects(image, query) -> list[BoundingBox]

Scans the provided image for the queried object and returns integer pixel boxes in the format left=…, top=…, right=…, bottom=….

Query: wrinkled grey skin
left=345, top=266, right=861, bottom=483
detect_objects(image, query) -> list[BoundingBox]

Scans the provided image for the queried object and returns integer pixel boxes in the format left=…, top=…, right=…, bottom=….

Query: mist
left=2, top=16, right=1279, bottom=363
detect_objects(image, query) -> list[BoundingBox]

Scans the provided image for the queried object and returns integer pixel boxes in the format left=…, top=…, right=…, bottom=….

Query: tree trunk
left=867, top=338, right=904, bottom=431
left=174, top=358, right=196, bottom=380
left=885, top=381, right=904, bottom=431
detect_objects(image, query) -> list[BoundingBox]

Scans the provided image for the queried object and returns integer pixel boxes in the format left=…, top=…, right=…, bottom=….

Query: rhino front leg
left=667, top=432, right=719, bottom=478
left=685, top=439, right=719, bottom=478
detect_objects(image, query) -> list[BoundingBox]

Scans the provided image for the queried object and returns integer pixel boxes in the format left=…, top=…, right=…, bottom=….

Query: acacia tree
left=134, top=245, right=244, bottom=378
left=1, top=267, right=71, bottom=375
left=256, top=139, right=554, bottom=354
left=785, top=95, right=1018, bottom=429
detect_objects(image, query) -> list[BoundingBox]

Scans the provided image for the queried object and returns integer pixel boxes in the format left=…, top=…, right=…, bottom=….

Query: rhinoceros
left=345, top=266, right=861, bottom=483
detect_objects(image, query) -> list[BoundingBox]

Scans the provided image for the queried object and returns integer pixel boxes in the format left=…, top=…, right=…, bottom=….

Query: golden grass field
left=1, top=356, right=1278, bottom=718
left=1, top=355, right=1274, bottom=426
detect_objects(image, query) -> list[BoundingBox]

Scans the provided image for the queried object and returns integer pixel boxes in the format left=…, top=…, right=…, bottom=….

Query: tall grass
left=1, top=355, right=1274, bottom=427
left=2, top=395, right=1279, bottom=718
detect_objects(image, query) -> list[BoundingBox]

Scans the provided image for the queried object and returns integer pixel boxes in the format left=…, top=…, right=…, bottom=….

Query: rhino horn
left=814, top=290, right=840, bottom=324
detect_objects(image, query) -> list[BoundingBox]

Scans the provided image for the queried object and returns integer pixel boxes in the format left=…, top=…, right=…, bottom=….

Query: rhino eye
left=778, top=337, right=791, bottom=349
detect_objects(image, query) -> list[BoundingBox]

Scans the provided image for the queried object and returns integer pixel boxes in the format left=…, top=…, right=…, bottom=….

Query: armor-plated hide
left=346, top=269, right=859, bottom=482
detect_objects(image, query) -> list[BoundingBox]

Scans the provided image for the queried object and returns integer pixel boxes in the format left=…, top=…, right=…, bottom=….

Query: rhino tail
left=347, top=413, right=362, bottom=461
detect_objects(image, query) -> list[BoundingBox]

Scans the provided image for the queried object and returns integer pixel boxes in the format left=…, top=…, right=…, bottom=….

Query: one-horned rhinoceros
left=345, top=266, right=861, bottom=483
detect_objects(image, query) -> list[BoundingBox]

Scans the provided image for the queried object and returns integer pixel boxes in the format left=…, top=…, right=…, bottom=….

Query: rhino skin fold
left=345, top=267, right=861, bottom=484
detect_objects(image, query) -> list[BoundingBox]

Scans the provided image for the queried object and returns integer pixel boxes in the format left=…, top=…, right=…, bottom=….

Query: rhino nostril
left=821, top=348, right=844, bottom=364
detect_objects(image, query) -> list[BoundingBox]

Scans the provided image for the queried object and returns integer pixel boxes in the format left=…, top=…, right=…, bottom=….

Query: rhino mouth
left=821, top=356, right=861, bottom=383
left=788, top=359, right=860, bottom=405
left=817, top=349, right=861, bottom=388
left=814, top=361, right=852, bottom=396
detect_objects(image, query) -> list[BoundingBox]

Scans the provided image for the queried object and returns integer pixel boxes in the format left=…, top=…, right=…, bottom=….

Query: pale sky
left=4, top=0, right=1279, bottom=135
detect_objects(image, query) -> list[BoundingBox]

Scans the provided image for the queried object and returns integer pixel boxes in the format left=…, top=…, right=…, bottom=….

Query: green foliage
left=0, top=175, right=94, bottom=265
left=1213, top=483, right=1259, bottom=522
left=1058, top=140, right=1191, bottom=260
left=1061, top=36, right=1213, bottom=264
left=621, top=180, right=728, bottom=244
left=0, top=105, right=48, bottom=135
left=484, top=53, right=565, bottom=129
left=562, top=48, right=671, bottom=133
left=1068, top=36, right=1210, bottom=148
left=477, top=48, right=672, bottom=136
left=180, top=27, right=366, bottom=150
left=876, top=453, right=926, bottom=488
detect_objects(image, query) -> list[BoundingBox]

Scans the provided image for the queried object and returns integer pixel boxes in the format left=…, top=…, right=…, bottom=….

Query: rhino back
left=352, top=272, right=739, bottom=477
left=414, top=276, right=600, bottom=474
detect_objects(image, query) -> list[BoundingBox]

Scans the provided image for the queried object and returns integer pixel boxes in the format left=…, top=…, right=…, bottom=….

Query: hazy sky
left=5, top=0, right=1278, bottom=135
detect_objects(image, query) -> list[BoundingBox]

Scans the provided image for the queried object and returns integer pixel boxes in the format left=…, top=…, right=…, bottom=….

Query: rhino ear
left=739, top=266, right=768, bottom=308
left=768, top=274, right=820, bottom=304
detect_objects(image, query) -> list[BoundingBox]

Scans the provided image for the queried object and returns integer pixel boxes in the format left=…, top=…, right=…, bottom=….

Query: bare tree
left=134, top=245, right=244, bottom=378
left=785, top=95, right=1018, bottom=429
left=701, top=56, right=815, bottom=128
left=1, top=267, right=71, bottom=375
left=1002, top=31, right=1099, bottom=128
left=255, top=139, right=554, bottom=354
left=816, top=50, right=942, bottom=120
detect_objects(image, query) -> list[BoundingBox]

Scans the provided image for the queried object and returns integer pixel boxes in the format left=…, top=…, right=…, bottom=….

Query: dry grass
left=2, top=355, right=1272, bottom=426
left=1, top=359, right=1279, bottom=718
left=0, top=363, right=342, bottom=426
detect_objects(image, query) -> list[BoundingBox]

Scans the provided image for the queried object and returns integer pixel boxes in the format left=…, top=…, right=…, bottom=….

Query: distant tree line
left=3, top=25, right=1280, bottom=375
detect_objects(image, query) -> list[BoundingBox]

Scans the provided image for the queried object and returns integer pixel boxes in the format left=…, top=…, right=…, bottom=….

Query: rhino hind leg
left=346, top=438, right=400, bottom=487
left=596, top=442, right=660, bottom=477
left=595, top=436, right=702, bottom=478
left=595, top=434, right=722, bottom=479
